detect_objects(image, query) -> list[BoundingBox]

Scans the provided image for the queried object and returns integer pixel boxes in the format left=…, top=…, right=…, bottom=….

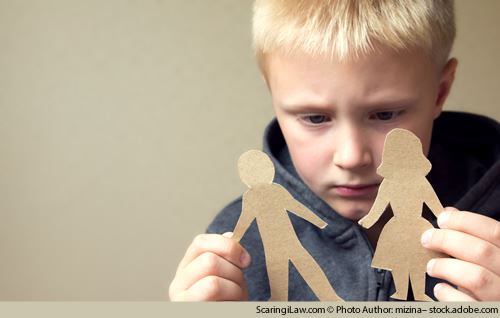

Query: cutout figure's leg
left=266, top=257, right=289, bottom=301
left=391, top=269, right=409, bottom=300
left=410, top=271, right=433, bottom=302
left=291, top=251, right=342, bottom=301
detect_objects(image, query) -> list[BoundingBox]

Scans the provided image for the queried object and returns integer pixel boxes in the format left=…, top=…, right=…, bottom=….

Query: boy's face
left=265, top=47, right=456, bottom=221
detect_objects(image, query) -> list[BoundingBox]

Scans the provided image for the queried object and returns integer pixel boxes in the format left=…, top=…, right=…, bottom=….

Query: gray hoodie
left=207, top=111, right=500, bottom=301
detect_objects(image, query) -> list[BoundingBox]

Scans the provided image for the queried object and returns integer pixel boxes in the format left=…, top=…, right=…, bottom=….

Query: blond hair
left=253, top=0, right=455, bottom=68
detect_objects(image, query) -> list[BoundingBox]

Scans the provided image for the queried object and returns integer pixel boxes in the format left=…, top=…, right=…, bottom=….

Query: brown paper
left=358, top=128, right=446, bottom=301
left=232, top=150, right=342, bottom=301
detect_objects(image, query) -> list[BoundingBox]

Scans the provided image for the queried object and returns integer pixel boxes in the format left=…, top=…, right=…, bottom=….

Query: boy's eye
left=374, top=111, right=396, bottom=121
left=303, top=115, right=329, bottom=124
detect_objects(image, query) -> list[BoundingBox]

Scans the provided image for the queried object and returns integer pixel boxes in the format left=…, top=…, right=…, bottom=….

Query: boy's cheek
left=279, top=129, right=328, bottom=185
left=291, top=153, right=321, bottom=181
left=287, top=147, right=325, bottom=184
left=289, top=143, right=331, bottom=172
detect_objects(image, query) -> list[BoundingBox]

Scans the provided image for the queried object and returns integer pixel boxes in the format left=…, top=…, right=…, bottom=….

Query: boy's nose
left=332, top=128, right=372, bottom=170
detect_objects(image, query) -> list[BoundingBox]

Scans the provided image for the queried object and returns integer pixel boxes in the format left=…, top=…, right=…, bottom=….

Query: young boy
left=169, top=0, right=500, bottom=301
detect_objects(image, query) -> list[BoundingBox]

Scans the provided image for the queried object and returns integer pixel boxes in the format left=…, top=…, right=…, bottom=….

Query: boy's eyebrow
left=278, top=96, right=419, bottom=112
left=362, top=97, right=419, bottom=110
left=278, top=102, right=331, bottom=112
left=276, top=95, right=334, bottom=113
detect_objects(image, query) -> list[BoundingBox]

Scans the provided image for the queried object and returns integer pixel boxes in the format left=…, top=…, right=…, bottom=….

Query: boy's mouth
left=332, top=183, right=380, bottom=198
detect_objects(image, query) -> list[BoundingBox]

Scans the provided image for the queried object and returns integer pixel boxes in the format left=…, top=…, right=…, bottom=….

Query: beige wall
left=0, top=0, right=498, bottom=300
left=448, top=0, right=500, bottom=115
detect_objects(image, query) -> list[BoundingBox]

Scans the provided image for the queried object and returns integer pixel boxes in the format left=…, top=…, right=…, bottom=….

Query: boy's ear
left=434, top=58, right=458, bottom=119
left=261, top=74, right=271, bottom=91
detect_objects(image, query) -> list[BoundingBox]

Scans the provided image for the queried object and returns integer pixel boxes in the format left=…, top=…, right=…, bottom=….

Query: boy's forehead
left=265, top=48, right=432, bottom=107
left=265, top=45, right=433, bottom=73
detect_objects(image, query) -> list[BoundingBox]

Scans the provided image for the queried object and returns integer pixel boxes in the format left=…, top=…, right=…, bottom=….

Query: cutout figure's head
left=238, top=150, right=275, bottom=187
left=377, top=128, right=431, bottom=178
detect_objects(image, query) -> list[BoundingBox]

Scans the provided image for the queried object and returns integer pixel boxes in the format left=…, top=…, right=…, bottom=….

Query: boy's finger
left=427, top=258, right=500, bottom=301
left=174, top=251, right=246, bottom=292
left=421, top=228, right=500, bottom=275
left=437, top=210, right=500, bottom=247
left=176, top=276, right=247, bottom=301
left=433, top=283, right=476, bottom=301
left=178, top=234, right=251, bottom=272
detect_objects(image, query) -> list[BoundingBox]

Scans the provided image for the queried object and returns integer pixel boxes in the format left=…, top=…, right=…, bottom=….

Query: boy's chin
left=328, top=200, right=371, bottom=221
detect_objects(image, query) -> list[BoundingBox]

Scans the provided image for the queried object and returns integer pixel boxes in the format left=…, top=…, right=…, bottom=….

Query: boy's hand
left=421, top=207, right=500, bottom=301
left=169, top=232, right=251, bottom=301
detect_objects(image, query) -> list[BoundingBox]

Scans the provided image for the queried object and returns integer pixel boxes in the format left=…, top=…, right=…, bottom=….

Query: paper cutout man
left=358, top=128, right=445, bottom=301
left=232, top=150, right=342, bottom=301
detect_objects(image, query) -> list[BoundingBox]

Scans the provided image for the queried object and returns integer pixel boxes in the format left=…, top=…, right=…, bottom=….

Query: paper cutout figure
left=358, top=128, right=445, bottom=301
left=232, top=150, right=342, bottom=301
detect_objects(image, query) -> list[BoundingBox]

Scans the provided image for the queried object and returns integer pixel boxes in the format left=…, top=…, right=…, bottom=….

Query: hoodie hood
left=428, top=112, right=499, bottom=217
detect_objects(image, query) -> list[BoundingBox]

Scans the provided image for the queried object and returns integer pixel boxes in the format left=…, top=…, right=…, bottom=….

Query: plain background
left=0, top=0, right=498, bottom=300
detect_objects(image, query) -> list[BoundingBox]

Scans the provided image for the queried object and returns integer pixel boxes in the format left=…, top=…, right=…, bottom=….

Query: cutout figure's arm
left=422, top=179, right=444, bottom=218
left=283, top=189, right=327, bottom=229
left=232, top=195, right=255, bottom=242
left=358, top=182, right=389, bottom=229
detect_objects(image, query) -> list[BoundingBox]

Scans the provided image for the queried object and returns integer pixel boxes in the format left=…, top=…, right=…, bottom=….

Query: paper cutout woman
left=359, top=128, right=445, bottom=301
left=232, top=150, right=342, bottom=301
